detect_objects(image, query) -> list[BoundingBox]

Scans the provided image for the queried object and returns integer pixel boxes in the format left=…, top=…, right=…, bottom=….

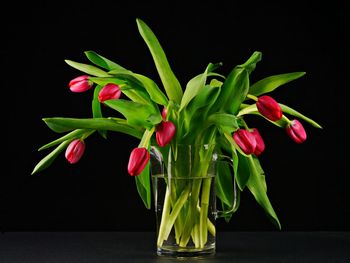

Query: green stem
left=156, top=184, right=171, bottom=247
left=179, top=179, right=202, bottom=247
left=199, top=177, right=212, bottom=247
left=162, top=184, right=191, bottom=241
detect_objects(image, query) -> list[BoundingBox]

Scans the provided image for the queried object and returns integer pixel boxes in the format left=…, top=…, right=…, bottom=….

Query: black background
left=2, top=1, right=349, bottom=232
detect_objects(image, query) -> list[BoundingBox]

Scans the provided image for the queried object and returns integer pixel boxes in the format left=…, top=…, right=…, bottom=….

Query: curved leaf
left=136, top=18, right=183, bottom=103
left=32, top=140, right=70, bottom=175
left=64, top=60, right=110, bottom=77
left=247, top=156, right=281, bottom=229
left=207, top=113, right=239, bottom=133
left=43, top=117, right=143, bottom=139
left=239, top=51, right=262, bottom=74
left=249, top=72, right=306, bottom=96
left=84, top=50, right=127, bottom=71
left=38, top=129, right=89, bottom=151
left=280, top=103, right=322, bottom=128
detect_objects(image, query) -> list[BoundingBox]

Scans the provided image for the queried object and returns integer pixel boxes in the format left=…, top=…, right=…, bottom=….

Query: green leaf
left=207, top=113, right=239, bottom=133
left=180, top=64, right=211, bottom=111
left=213, top=67, right=249, bottom=115
left=89, top=77, right=126, bottom=87
left=104, top=99, right=159, bottom=128
left=134, top=73, right=168, bottom=106
left=38, top=129, right=89, bottom=151
left=280, top=103, right=322, bottom=128
left=64, top=60, right=110, bottom=77
left=236, top=152, right=251, bottom=190
left=216, top=160, right=234, bottom=206
left=107, top=70, right=167, bottom=106
left=43, top=117, right=143, bottom=139
left=135, top=162, right=151, bottom=209
left=32, top=140, right=71, bottom=175
left=246, top=156, right=281, bottom=229
left=84, top=50, right=127, bottom=71
left=210, top=79, right=223, bottom=88
left=92, top=85, right=107, bottom=139
left=239, top=51, right=262, bottom=74
left=249, top=72, right=306, bottom=96
left=136, top=18, right=183, bottom=104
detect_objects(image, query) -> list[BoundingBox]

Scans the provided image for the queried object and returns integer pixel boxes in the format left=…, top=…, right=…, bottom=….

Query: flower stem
left=156, top=184, right=171, bottom=247
left=199, top=177, right=212, bottom=247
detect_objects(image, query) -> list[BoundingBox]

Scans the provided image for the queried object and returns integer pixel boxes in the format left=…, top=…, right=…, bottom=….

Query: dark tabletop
left=0, top=231, right=349, bottom=262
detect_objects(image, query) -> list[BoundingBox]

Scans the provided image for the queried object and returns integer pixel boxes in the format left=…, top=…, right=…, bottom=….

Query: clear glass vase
left=150, top=144, right=238, bottom=258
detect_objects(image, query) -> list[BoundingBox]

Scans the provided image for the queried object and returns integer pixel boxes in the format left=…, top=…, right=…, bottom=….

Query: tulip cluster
left=32, top=19, right=321, bottom=238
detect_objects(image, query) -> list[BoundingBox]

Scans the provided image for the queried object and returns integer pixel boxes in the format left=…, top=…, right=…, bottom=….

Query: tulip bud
left=128, top=147, right=150, bottom=176
left=286, top=119, right=307, bottom=144
left=161, top=107, right=167, bottom=120
left=65, top=139, right=85, bottom=164
left=156, top=121, right=176, bottom=147
left=98, top=83, right=121, bottom=102
left=251, top=128, right=265, bottom=156
left=256, top=95, right=282, bottom=121
left=69, top=75, right=93, bottom=92
left=233, top=129, right=257, bottom=155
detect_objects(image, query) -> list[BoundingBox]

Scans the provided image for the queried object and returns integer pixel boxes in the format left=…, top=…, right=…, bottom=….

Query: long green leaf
left=104, top=99, right=160, bottom=128
left=249, top=72, right=306, bottom=96
left=43, top=117, right=143, bottom=138
left=84, top=50, right=127, bottom=71
left=136, top=18, right=183, bottom=103
left=280, top=104, right=322, bottom=128
left=239, top=51, right=262, bottom=74
left=65, top=60, right=110, bottom=77
left=32, top=140, right=71, bottom=175
left=38, top=129, right=88, bottom=151
left=89, top=77, right=126, bottom=87
left=180, top=64, right=211, bottom=111
left=207, top=113, right=239, bottom=133
left=236, top=152, right=251, bottom=190
left=216, top=160, right=234, bottom=206
left=246, top=156, right=281, bottom=229
left=107, top=70, right=167, bottom=106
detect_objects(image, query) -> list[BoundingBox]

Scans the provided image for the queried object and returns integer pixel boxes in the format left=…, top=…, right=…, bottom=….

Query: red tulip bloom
left=156, top=121, right=176, bottom=147
left=98, top=83, right=121, bottom=102
left=233, top=129, right=257, bottom=155
left=251, top=128, right=265, bottom=156
left=65, top=139, right=85, bottom=164
left=161, top=107, right=167, bottom=120
left=286, top=119, right=307, bottom=144
left=69, top=75, right=93, bottom=92
left=256, top=95, right=282, bottom=121
left=128, top=147, right=150, bottom=176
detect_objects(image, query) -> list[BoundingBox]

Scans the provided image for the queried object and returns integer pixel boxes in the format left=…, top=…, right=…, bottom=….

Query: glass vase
left=150, top=144, right=238, bottom=258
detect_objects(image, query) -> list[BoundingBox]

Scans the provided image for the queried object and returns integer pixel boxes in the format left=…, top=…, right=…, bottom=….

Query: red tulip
left=128, top=147, right=150, bottom=176
left=98, top=83, right=121, bottom=102
left=161, top=107, right=167, bottom=120
left=156, top=121, right=176, bottom=147
left=233, top=129, right=257, bottom=155
left=286, top=119, right=307, bottom=144
left=256, top=95, right=282, bottom=121
left=251, top=128, right=265, bottom=156
left=69, top=75, right=93, bottom=92
left=65, top=139, right=85, bottom=164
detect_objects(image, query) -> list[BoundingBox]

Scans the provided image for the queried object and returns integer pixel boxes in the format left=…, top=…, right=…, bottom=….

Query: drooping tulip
left=98, top=83, right=121, bottom=102
left=250, top=128, right=265, bottom=156
left=256, top=95, right=283, bottom=121
left=156, top=121, right=176, bottom=147
left=65, top=139, right=86, bottom=164
left=128, top=147, right=150, bottom=176
left=233, top=129, right=257, bottom=155
left=161, top=107, right=167, bottom=120
left=286, top=119, right=307, bottom=144
left=68, top=75, right=93, bottom=92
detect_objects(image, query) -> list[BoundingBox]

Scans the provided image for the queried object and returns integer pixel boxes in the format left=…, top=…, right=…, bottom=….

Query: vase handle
left=215, top=154, right=240, bottom=219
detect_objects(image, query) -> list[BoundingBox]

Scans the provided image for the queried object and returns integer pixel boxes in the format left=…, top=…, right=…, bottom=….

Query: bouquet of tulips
left=32, top=19, right=321, bottom=249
